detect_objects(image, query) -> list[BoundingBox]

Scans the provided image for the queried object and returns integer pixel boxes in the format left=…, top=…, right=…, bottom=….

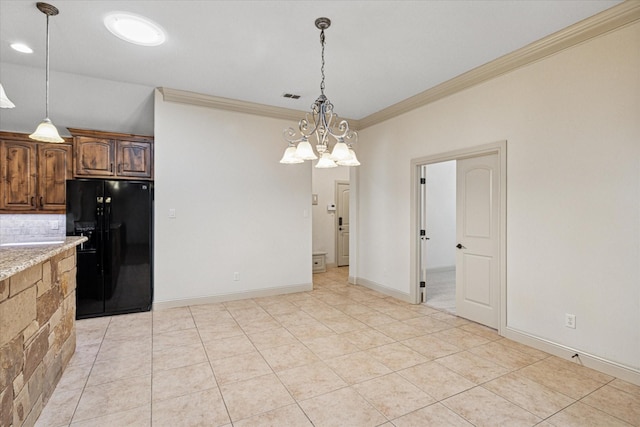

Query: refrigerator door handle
left=105, top=205, right=111, bottom=239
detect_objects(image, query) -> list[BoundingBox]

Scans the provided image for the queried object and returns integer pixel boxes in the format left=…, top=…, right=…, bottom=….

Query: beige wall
left=153, top=90, right=313, bottom=307
left=355, top=22, right=640, bottom=378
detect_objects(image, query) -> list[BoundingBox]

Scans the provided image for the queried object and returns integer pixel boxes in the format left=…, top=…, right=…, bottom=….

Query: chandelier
left=280, top=17, right=360, bottom=168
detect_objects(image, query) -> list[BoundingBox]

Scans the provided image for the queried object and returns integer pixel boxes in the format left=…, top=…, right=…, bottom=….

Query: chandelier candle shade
left=30, top=2, right=64, bottom=143
left=281, top=17, right=360, bottom=168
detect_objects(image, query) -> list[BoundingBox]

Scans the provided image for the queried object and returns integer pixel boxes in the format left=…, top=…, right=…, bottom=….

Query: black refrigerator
left=66, top=179, right=153, bottom=319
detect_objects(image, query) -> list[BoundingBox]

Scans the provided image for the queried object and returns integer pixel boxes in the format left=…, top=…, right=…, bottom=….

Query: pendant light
left=30, top=2, right=64, bottom=143
left=0, top=84, right=16, bottom=108
left=281, top=18, right=359, bottom=168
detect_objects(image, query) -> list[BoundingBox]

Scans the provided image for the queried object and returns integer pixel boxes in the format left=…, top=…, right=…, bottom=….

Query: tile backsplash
left=0, top=214, right=66, bottom=245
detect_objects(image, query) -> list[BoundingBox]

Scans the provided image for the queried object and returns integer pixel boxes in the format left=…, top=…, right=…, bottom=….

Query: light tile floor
left=36, top=268, right=640, bottom=426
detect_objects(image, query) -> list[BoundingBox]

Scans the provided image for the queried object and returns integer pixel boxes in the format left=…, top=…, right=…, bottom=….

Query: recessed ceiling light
left=104, top=12, right=166, bottom=46
left=11, top=43, right=33, bottom=53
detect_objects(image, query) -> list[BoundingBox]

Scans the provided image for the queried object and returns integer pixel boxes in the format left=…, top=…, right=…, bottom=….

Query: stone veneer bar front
left=0, top=237, right=86, bottom=427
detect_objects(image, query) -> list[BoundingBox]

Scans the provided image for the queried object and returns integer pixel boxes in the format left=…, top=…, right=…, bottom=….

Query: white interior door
left=336, top=182, right=350, bottom=267
left=456, top=153, right=500, bottom=328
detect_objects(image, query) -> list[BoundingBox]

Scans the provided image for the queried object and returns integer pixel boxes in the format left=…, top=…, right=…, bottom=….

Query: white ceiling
left=0, top=0, right=622, bottom=121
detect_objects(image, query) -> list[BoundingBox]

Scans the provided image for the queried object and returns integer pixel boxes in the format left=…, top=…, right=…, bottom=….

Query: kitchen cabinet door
left=38, top=143, right=73, bottom=211
left=0, top=140, right=37, bottom=211
left=75, top=136, right=115, bottom=177
left=116, top=140, right=153, bottom=179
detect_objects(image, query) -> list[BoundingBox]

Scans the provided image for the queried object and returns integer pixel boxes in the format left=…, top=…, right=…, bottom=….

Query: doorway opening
left=419, top=161, right=457, bottom=313
left=412, top=141, right=506, bottom=331
left=311, top=167, right=349, bottom=271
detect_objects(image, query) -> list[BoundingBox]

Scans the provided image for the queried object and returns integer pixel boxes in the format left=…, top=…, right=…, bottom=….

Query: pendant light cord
left=45, top=12, right=50, bottom=119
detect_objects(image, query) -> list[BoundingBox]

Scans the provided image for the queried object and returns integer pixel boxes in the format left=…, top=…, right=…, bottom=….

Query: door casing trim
left=409, top=140, right=507, bottom=335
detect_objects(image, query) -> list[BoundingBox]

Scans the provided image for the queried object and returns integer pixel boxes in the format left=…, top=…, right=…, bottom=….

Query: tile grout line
left=190, top=304, right=236, bottom=426
left=229, top=298, right=317, bottom=425
left=574, top=381, right=636, bottom=426
left=65, top=317, right=111, bottom=426
left=280, top=281, right=385, bottom=426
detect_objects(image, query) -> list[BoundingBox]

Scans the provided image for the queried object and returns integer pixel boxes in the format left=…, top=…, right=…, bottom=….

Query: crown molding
left=158, top=87, right=363, bottom=128
left=158, top=87, right=304, bottom=121
left=158, top=1, right=638, bottom=131
left=357, top=0, right=640, bottom=129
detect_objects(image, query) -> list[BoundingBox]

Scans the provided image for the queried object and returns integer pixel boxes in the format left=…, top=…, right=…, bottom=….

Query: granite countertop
left=0, top=236, right=87, bottom=281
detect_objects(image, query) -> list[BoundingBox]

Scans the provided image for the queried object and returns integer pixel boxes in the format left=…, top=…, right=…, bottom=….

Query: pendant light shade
left=330, top=139, right=351, bottom=161
left=0, top=84, right=16, bottom=108
left=30, top=2, right=64, bottom=143
left=279, top=146, right=304, bottom=164
left=281, top=18, right=360, bottom=167
left=295, top=139, right=318, bottom=160
left=30, top=118, right=64, bottom=143
left=337, top=148, right=360, bottom=166
left=315, top=152, right=338, bottom=168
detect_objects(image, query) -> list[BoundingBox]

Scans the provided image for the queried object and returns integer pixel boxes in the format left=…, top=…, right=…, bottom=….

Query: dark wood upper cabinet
left=116, top=140, right=153, bottom=178
left=0, top=140, right=37, bottom=211
left=0, top=132, right=72, bottom=213
left=75, top=136, right=115, bottom=177
left=38, top=143, right=73, bottom=211
left=69, top=128, right=153, bottom=180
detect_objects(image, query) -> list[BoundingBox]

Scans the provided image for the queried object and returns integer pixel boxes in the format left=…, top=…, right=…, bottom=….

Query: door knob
left=456, top=243, right=466, bottom=249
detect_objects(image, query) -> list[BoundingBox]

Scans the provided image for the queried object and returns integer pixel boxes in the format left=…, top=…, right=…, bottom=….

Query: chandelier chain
left=320, top=29, right=325, bottom=95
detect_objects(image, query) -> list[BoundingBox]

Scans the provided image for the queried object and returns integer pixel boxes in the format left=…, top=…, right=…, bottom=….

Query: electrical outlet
left=565, top=313, right=576, bottom=329
left=233, top=272, right=239, bottom=281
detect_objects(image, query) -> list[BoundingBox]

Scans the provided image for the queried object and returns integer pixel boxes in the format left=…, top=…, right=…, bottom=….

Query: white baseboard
left=326, top=262, right=338, bottom=269
left=503, top=327, right=640, bottom=386
left=426, top=266, right=455, bottom=274
left=353, top=276, right=413, bottom=304
left=152, top=283, right=313, bottom=311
